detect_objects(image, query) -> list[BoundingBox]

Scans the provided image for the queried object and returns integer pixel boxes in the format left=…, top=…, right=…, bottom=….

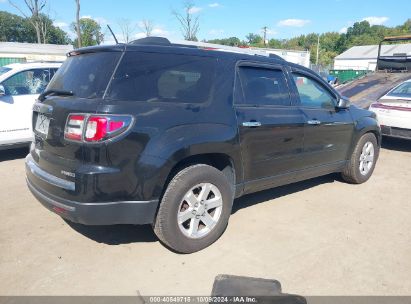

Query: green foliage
left=206, top=37, right=247, bottom=47
left=71, top=18, right=104, bottom=47
left=221, top=19, right=411, bottom=66
left=0, top=11, right=30, bottom=42
left=0, top=10, right=71, bottom=44
left=245, top=33, right=263, bottom=46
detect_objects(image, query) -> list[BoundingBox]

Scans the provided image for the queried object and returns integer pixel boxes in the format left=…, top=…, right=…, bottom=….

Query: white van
left=0, top=62, right=61, bottom=150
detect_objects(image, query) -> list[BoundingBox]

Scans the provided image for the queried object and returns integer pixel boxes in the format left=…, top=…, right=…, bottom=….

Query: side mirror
left=0, top=84, right=5, bottom=96
left=336, top=96, right=350, bottom=109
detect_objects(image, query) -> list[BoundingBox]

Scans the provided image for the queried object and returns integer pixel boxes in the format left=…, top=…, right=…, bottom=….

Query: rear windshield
left=47, top=52, right=121, bottom=99
left=0, top=67, right=11, bottom=77
left=105, top=52, right=216, bottom=103
left=387, top=82, right=411, bottom=98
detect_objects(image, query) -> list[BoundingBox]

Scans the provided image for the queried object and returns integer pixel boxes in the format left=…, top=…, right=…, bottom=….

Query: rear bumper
left=381, top=125, right=411, bottom=140
left=25, top=157, right=159, bottom=225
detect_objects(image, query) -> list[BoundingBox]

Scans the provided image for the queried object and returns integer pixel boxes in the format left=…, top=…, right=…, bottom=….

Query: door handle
left=307, top=120, right=321, bottom=125
left=242, top=121, right=262, bottom=127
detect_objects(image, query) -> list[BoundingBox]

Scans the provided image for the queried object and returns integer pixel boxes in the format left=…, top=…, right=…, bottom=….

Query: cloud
left=152, top=27, right=169, bottom=36
left=208, top=3, right=220, bottom=8
left=362, top=16, right=389, bottom=26
left=188, top=6, right=202, bottom=14
left=208, top=29, right=224, bottom=36
left=53, top=21, right=68, bottom=29
left=133, top=27, right=170, bottom=39
left=277, top=19, right=311, bottom=27
left=339, top=27, right=348, bottom=34
left=81, top=15, right=108, bottom=25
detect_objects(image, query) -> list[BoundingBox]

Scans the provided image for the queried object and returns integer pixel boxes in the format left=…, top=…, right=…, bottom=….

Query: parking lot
left=1, top=138, right=411, bottom=296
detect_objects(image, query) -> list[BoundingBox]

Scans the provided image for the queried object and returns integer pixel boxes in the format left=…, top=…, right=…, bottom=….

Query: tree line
left=0, top=0, right=410, bottom=66
left=206, top=19, right=411, bottom=65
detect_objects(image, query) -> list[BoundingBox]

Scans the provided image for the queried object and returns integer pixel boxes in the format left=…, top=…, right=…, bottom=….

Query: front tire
left=342, top=133, right=379, bottom=184
left=154, top=164, right=233, bottom=253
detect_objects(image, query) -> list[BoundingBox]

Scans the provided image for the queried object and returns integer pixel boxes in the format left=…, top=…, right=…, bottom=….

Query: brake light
left=85, top=117, right=108, bottom=141
left=64, top=114, right=133, bottom=142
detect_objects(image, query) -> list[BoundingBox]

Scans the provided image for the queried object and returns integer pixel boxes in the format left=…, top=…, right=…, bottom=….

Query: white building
left=334, top=43, right=411, bottom=71
left=251, top=47, right=311, bottom=68
left=0, top=42, right=72, bottom=66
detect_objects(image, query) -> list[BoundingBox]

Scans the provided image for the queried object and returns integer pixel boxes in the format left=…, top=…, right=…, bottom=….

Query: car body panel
left=369, top=79, right=411, bottom=139
left=0, top=62, right=61, bottom=149
left=25, top=43, right=381, bottom=225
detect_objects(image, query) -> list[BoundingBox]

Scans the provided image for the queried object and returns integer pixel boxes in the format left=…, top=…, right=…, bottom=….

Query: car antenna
left=107, top=25, right=118, bottom=44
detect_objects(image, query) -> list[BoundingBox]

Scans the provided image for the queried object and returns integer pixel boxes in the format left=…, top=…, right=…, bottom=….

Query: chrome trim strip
left=26, top=156, right=75, bottom=191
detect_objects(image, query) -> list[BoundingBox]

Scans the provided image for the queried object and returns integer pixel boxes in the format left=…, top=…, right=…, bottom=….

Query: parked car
left=0, top=62, right=62, bottom=150
left=369, top=79, right=411, bottom=140
left=25, top=38, right=381, bottom=253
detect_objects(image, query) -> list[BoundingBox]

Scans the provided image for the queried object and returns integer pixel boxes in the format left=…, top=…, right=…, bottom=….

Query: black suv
left=26, top=37, right=381, bottom=253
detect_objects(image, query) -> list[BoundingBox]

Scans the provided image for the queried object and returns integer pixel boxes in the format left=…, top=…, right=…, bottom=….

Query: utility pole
left=316, top=34, right=320, bottom=65
left=262, top=26, right=268, bottom=46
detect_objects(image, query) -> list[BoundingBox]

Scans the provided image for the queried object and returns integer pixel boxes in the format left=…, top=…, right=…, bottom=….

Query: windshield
left=46, top=52, right=121, bottom=99
left=0, top=67, right=11, bottom=77
left=387, top=81, right=411, bottom=98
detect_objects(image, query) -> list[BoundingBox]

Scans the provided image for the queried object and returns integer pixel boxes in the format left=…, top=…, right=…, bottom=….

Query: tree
left=0, top=11, right=29, bottom=42
left=0, top=10, right=70, bottom=44
left=8, top=0, right=47, bottom=44
left=245, top=33, right=263, bottom=45
left=172, top=1, right=200, bottom=41
left=139, top=19, right=153, bottom=37
left=75, top=0, right=81, bottom=47
left=118, top=18, right=137, bottom=42
left=41, top=14, right=71, bottom=44
left=71, top=18, right=103, bottom=47
left=268, top=38, right=283, bottom=49
left=206, top=37, right=242, bottom=46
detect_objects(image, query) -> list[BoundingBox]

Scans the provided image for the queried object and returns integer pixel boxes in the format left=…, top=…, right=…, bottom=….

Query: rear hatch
left=31, top=47, right=124, bottom=179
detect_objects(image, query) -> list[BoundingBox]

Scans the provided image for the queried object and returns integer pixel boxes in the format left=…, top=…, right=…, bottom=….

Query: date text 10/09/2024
left=148, top=296, right=258, bottom=303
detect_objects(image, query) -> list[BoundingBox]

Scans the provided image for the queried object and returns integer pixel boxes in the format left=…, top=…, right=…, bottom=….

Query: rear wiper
left=38, top=89, right=74, bottom=101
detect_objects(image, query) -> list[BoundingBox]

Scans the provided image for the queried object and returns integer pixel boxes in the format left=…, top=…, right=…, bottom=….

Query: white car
left=369, top=79, right=411, bottom=140
left=0, top=62, right=61, bottom=150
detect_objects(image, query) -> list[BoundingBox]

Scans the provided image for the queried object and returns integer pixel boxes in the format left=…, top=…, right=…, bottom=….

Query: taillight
left=64, top=114, right=133, bottom=143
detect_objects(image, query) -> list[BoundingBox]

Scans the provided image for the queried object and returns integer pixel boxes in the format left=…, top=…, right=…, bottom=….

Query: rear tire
left=342, top=133, right=379, bottom=184
left=154, top=164, right=233, bottom=253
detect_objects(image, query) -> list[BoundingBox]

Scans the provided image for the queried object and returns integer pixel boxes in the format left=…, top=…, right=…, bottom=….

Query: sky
left=0, top=0, right=410, bottom=44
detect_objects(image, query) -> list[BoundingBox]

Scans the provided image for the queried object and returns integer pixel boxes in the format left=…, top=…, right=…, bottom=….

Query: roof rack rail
left=128, top=36, right=286, bottom=60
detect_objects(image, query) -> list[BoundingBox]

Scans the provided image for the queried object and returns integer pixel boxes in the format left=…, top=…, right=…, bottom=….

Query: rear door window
left=237, top=66, right=291, bottom=106
left=106, top=52, right=216, bottom=103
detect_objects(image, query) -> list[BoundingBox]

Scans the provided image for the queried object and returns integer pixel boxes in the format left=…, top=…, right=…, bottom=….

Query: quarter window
left=238, top=66, right=290, bottom=106
left=106, top=52, right=216, bottom=103
left=292, top=73, right=336, bottom=108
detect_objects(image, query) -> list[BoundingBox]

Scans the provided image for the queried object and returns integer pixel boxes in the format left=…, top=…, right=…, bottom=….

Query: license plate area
left=35, top=113, right=50, bottom=137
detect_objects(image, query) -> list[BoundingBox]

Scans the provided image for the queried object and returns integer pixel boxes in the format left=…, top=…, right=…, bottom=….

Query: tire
left=342, top=133, right=379, bottom=184
left=154, top=164, right=233, bottom=253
